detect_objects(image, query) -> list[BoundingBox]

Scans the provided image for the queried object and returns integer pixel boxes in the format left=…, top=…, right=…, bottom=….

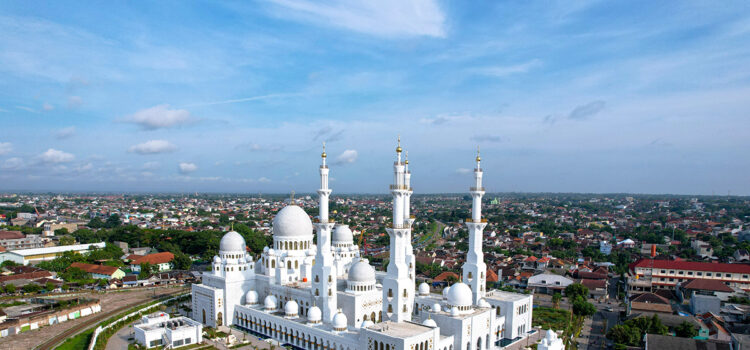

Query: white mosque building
left=191, top=140, right=534, bottom=350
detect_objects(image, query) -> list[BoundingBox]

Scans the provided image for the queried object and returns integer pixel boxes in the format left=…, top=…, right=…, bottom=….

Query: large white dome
left=264, top=295, right=277, bottom=311
left=446, top=282, right=473, bottom=307
left=220, top=231, right=246, bottom=252
left=348, top=260, right=375, bottom=283
left=308, top=306, right=322, bottom=324
left=332, top=224, right=353, bottom=243
left=272, top=205, right=313, bottom=239
left=284, top=300, right=299, bottom=317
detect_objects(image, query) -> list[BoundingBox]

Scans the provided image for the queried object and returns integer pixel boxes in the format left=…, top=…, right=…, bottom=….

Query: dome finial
left=321, top=141, right=327, bottom=159
left=396, top=135, right=402, bottom=153
left=476, top=146, right=481, bottom=162
left=405, top=150, right=409, bottom=165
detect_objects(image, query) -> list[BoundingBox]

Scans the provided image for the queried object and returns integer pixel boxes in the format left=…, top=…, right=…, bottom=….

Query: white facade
left=134, top=313, right=203, bottom=348
left=191, top=141, right=534, bottom=350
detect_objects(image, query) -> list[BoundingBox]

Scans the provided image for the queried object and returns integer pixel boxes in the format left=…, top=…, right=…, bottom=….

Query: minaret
left=462, top=147, right=488, bottom=305
left=403, top=151, right=416, bottom=288
left=312, top=142, right=337, bottom=323
left=382, top=137, right=415, bottom=322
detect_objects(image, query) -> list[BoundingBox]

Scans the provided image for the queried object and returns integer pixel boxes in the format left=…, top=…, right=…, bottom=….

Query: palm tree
left=552, top=293, right=562, bottom=309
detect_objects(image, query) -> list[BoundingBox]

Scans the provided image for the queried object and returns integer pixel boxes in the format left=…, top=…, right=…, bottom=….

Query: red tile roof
left=681, top=279, right=734, bottom=293
left=580, top=278, right=606, bottom=289
left=0, top=270, right=52, bottom=282
left=631, top=259, right=750, bottom=274
left=130, top=252, right=174, bottom=265
left=433, top=271, right=460, bottom=282
left=486, top=269, right=499, bottom=282
left=70, top=262, right=121, bottom=276
left=0, top=230, right=24, bottom=240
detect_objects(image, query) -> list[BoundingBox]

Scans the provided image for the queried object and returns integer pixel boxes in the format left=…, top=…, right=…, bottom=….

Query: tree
left=572, top=299, right=596, bottom=317
left=139, top=262, right=153, bottom=279
left=54, top=228, right=69, bottom=236
left=552, top=293, right=562, bottom=309
left=88, top=216, right=105, bottom=228
left=45, top=282, right=56, bottom=292
left=23, top=283, right=40, bottom=293
left=564, top=283, right=589, bottom=300
left=61, top=267, right=90, bottom=281
left=59, top=235, right=76, bottom=246
left=675, top=321, right=698, bottom=338
left=173, top=252, right=192, bottom=270
left=106, top=214, right=122, bottom=228
left=1, top=260, right=18, bottom=268
left=5, top=283, right=16, bottom=294
left=607, top=325, right=640, bottom=346
left=97, top=279, right=109, bottom=288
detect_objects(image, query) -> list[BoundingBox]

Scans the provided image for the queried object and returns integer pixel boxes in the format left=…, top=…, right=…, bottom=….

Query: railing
left=389, top=184, right=410, bottom=190
left=389, top=223, right=412, bottom=229
left=470, top=186, right=485, bottom=191
left=313, top=218, right=335, bottom=223
left=465, top=218, right=488, bottom=223
left=319, top=165, right=328, bottom=169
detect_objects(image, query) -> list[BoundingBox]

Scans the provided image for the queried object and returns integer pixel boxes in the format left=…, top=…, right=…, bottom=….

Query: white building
left=191, top=141, right=534, bottom=350
left=0, top=242, right=106, bottom=265
left=134, top=313, right=203, bottom=349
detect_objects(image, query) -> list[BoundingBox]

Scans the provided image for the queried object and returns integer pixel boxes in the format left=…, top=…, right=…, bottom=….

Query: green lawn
left=532, top=306, right=571, bottom=331
left=56, top=328, right=94, bottom=350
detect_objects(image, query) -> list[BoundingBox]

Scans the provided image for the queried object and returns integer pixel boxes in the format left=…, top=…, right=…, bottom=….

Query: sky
left=1, top=1, right=749, bottom=195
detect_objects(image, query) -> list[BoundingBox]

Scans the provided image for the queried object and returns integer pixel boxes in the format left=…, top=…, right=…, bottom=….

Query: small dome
left=272, top=205, right=314, bottom=239
left=263, top=246, right=269, bottom=253
left=245, top=290, right=258, bottom=304
left=422, top=318, right=437, bottom=328
left=348, top=260, right=375, bottom=283
left=450, top=306, right=460, bottom=316
left=268, top=248, right=275, bottom=256
left=432, top=303, right=441, bottom=312
left=213, top=256, right=221, bottom=263
left=308, top=306, right=322, bottom=323
left=332, top=225, right=353, bottom=244
left=418, top=282, right=430, bottom=295
left=360, top=319, right=374, bottom=328
left=332, top=310, right=348, bottom=331
left=220, top=231, right=246, bottom=252
left=245, top=255, right=253, bottom=263
left=442, top=286, right=451, bottom=299
left=447, top=282, right=472, bottom=307
left=284, top=300, right=299, bottom=317
left=477, top=298, right=491, bottom=308
left=263, top=295, right=277, bottom=311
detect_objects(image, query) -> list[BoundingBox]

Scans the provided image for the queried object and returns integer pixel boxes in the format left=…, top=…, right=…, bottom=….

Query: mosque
left=191, top=140, right=539, bottom=350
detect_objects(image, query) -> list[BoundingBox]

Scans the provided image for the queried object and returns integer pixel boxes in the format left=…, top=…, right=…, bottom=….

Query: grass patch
left=55, top=328, right=94, bottom=350
left=532, top=306, right=571, bottom=331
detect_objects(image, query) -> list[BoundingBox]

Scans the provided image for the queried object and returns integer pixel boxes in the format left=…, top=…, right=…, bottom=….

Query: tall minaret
left=382, top=137, right=415, bottom=322
left=403, top=151, right=416, bottom=287
left=312, top=142, right=337, bottom=323
left=462, top=147, right=488, bottom=305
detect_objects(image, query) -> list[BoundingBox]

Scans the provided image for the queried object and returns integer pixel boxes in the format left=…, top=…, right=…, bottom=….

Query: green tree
left=97, top=279, right=109, bottom=288
left=1, top=260, right=18, bottom=268
left=139, top=262, right=153, bottom=279
left=106, top=214, right=122, bottom=228
left=173, top=252, right=192, bottom=270
left=22, top=283, right=40, bottom=293
left=675, top=321, right=698, bottom=338
left=564, top=283, right=589, bottom=300
left=61, top=267, right=90, bottom=281
left=59, top=235, right=76, bottom=246
left=45, top=282, right=56, bottom=291
left=88, top=216, right=105, bottom=228
left=552, top=293, right=562, bottom=309
left=54, top=228, right=69, bottom=236
left=5, top=283, right=16, bottom=294
left=572, top=299, right=597, bottom=317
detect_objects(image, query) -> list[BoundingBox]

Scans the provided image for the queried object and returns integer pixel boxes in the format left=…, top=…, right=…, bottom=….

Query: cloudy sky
left=1, top=1, right=749, bottom=194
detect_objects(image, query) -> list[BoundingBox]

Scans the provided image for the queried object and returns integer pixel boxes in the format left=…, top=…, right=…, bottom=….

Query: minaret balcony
left=388, top=223, right=412, bottom=229
left=389, top=184, right=411, bottom=190
left=313, top=218, right=335, bottom=223
left=465, top=218, right=488, bottom=223
left=319, top=165, right=328, bottom=169
left=469, top=186, right=485, bottom=191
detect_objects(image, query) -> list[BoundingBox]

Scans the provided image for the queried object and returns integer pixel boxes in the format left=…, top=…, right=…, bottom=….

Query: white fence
left=87, top=293, right=188, bottom=350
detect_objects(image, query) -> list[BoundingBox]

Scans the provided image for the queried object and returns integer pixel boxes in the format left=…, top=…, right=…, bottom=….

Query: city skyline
left=1, top=1, right=749, bottom=195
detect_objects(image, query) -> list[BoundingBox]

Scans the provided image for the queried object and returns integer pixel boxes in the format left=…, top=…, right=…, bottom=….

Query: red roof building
left=629, top=259, right=750, bottom=293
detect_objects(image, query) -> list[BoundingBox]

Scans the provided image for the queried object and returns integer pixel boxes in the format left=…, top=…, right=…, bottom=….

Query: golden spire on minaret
left=321, top=141, right=327, bottom=158
left=396, top=135, right=402, bottom=153
left=405, top=150, right=409, bottom=165
left=476, top=146, right=481, bottom=162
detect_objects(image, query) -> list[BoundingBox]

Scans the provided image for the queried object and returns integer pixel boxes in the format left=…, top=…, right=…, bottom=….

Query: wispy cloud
left=38, top=148, right=75, bottom=164
left=266, top=0, right=446, bottom=38
left=0, top=142, right=12, bottom=155
left=333, top=149, right=358, bottom=165
left=455, top=168, right=471, bottom=175
left=54, top=126, right=76, bottom=139
left=183, top=93, right=297, bottom=107
left=128, top=140, right=177, bottom=154
left=471, top=134, right=502, bottom=143
left=473, top=59, right=542, bottom=78
left=178, top=162, right=198, bottom=174
left=568, top=100, right=606, bottom=120
left=16, top=106, right=37, bottom=113
left=124, top=104, right=192, bottom=130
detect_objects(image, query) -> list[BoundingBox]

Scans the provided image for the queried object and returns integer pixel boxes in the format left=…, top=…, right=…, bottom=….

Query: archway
left=217, top=312, right=223, bottom=326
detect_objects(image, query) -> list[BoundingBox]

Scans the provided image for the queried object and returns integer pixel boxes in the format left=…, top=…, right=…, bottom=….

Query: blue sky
left=1, top=1, right=749, bottom=194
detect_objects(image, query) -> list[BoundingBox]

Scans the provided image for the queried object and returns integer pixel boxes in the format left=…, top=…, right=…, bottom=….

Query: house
left=644, top=334, right=731, bottom=350
left=733, top=249, right=749, bottom=262
left=0, top=242, right=106, bottom=265
left=134, top=313, right=202, bottom=348
left=130, top=252, right=174, bottom=273
left=678, top=279, right=736, bottom=301
left=628, top=259, right=750, bottom=294
left=691, top=240, right=714, bottom=258
left=579, top=279, right=608, bottom=300
left=527, top=274, right=573, bottom=295
left=629, top=292, right=673, bottom=315
left=69, top=262, right=126, bottom=280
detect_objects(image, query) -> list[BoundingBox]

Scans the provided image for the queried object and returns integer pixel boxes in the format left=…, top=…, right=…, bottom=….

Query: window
left=388, top=289, right=393, bottom=298
left=660, top=270, right=666, bottom=274
left=697, top=272, right=703, bottom=276
left=706, top=273, right=712, bottom=277
left=150, top=340, right=162, bottom=347
left=687, top=271, right=693, bottom=276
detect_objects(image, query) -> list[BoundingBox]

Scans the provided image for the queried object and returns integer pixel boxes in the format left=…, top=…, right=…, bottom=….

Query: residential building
left=134, top=313, right=202, bottom=348
left=130, top=252, right=174, bottom=272
left=69, top=262, right=126, bottom=280
left=0, top=242, right=106, bottom=265
left=628, top=259, right=750, bottom=294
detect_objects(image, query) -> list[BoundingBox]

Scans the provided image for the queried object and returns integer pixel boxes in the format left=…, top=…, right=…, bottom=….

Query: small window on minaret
left=315, top=275, right=320, bottom=283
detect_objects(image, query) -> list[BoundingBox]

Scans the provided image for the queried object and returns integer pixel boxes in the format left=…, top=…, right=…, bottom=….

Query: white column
left=463, top=149, right=488, bottom=305
left=312, top=143, right=337, bottom=323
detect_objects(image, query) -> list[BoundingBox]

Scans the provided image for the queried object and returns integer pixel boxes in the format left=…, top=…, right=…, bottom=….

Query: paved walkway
left=106, top=320, right=137, bottom=350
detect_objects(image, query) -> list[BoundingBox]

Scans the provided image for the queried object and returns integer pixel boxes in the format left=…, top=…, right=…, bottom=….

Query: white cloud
left=43, top=102, right=54, bottom=111
left=55, top=126, right=76, bottom=139
left=1, top=157, right=23, bottom=170
left=67, top=96, right=83, bottom=108
left=178, top=162, right=198, bottom=174
left=39, top=148, right=75, bottom=163
left=258, top=176, right=271, bottom=183
left=124, top=104, right=192, bottom=130
left=334, top=149, right=358, bottom=165
left=455, top=168, right=471, bottom=175
left=267, top=0, right=445, bottom=38
left=142, top=161, right=160, bottom=170
left=16, top=106, right=36, bottom=113
left=474, top=59, right=542, bottom=78
left=0, top=142, right=12, bottom=155
left=129, top=140, right=177, bottom=154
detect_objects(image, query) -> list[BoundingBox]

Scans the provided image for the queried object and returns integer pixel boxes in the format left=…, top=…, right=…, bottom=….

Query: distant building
left=130, top=252, right=174, bottom=273
left=628, top=259, right=750, bottom=294
left=527, top=274, right=573, bottom=295
left=599, top=240, right=612, bottom=255
left=644, top=334, right=731, bottom=350
left=0, top=242, right=106, bottom=265
left=69, top=262, right=126, bottom=280
left=0, top=231, right=45, bottom=250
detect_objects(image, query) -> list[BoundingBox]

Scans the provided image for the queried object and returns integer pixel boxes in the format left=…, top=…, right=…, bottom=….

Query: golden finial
left=290, top=191, right=295, bottom=203
left=396, top=135, right=402, bottom=153
left=476, top=146, right=481, bottom=162
left=321, top=141, right=327, bottom=158
left=405, top=151, right=409, bottom=165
